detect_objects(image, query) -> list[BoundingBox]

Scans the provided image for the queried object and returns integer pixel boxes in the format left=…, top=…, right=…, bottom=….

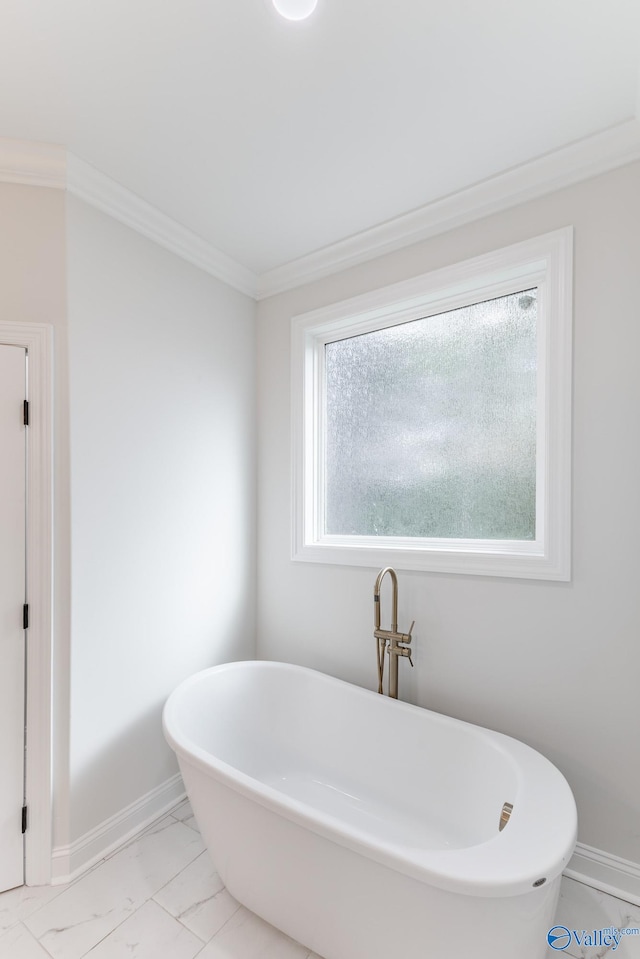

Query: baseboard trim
left=566, top=842, right=640, bottom=907
left=51, top=774, right=186, bottom=885
left=48, top=783, right=640, bottom=908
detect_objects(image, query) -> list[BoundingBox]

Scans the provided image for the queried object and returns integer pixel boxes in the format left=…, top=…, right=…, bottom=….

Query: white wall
left=67, top=197, right=256, bottom=841
left=256, top=161, right=640, bottom=865
left=0, top=183, right=72, bottom=853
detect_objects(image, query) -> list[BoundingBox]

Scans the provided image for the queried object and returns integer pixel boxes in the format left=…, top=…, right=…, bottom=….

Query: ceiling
left=1, top=0, right=639, bottom=280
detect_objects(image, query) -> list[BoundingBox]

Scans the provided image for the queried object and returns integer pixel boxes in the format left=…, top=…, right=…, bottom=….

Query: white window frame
left=291, top=228, right=572, bottom=580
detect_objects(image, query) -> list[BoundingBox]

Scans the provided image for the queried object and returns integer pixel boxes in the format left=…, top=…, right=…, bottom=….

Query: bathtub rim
left=163, top=660, right=577, bottom=899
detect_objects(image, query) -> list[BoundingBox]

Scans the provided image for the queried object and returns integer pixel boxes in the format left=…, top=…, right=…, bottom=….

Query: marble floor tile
left=196, top=906, right=311, bottom=959
left=547, top=878, right=640, bottom=958
left=4, top=811, right=640, bottom=959
left=81, top=900, right=203, bottom=959
left=0, top=922, right=52, bottom=959
left=0, top=881, right=69, bottom=935
left=153, top=850, right=240, bottom=942
left=24, top=818, right=204, bottom=959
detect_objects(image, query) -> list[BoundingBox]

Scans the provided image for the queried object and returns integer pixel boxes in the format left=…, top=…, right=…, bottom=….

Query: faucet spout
left=373, top=567, right=413, bottom=699
left=374, top=566, right=398, bottom=632
left=374, top=567, right=397, bottom=694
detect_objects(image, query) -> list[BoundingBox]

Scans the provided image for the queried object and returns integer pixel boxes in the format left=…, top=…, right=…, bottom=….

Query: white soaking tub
left=163, top=661, right=577, bottom=959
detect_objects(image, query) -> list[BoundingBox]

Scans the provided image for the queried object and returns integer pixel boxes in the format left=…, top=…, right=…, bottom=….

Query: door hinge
left=22, top=805, right=27, bottom=834
left=23, top=400, right=29, bottom=426
left=23, top=604, right=29, bottom=629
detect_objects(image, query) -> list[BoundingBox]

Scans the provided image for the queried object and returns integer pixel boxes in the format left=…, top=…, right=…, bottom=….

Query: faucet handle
left=405, top=622, right=415, bottom=667
left=399, top=620, right=415, bottom=644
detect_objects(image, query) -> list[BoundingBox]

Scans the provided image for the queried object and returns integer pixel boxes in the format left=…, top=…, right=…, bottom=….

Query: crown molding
left=2, top=121, right=639, bottom=303
left=66, top=155, right=258, bottom=298
left=0, top=139, right=66, bottom=189
left=0, top=138, right=258, bottom=298
left=256, top=118, right=640, bottom=299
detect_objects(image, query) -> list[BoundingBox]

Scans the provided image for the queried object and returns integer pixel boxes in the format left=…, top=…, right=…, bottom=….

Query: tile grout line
left=72, top=813, right=186, bottom=958
left=201, top=892, right=242, bottom=945
left=75, top=898, right=207, bottom=959
left=150, top=896, right=210, bottom=946
left=71, top=839, right=204, bottom=959
left=22, top=920, right=60, bottom=959
left=0, top=809, right=184, bottom=934
left=22, top=812, right=203, bottom=959
left=72, top=898, right=149, bottom=959
left=17, top=809, right=640, bottom=959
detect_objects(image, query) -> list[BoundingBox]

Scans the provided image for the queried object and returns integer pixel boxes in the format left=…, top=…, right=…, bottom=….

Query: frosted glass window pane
left=324, top=290, right=537, bottom=540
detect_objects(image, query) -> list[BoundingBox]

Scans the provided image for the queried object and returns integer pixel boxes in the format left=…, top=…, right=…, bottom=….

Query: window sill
left=292, top=535, right=569, bottom=580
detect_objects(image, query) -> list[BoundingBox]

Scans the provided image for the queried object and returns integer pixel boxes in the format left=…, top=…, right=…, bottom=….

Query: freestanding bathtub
left=163, top=661, right=577, bottom=959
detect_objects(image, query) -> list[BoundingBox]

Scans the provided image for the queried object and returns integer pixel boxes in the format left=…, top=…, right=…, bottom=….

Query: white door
left=0, top=344, right=27, bottom=893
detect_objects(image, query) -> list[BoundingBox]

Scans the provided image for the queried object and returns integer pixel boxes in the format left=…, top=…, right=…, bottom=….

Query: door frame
left=0, top=322, right=53, bottom=885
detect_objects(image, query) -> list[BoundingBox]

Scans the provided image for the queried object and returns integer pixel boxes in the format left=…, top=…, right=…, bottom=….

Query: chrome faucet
left=373, top=567, right=414, bottom=699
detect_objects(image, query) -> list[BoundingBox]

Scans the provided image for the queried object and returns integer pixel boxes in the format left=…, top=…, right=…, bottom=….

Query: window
left=292, top=229, right=572, bottom=579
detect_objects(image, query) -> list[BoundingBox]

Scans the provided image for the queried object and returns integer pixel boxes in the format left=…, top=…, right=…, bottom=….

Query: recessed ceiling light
left=271, top=0, right=318, bottom=21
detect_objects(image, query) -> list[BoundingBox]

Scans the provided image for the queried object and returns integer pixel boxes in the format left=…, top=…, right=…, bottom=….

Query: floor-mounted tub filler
left=163, top=661, right=577, bottom=959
